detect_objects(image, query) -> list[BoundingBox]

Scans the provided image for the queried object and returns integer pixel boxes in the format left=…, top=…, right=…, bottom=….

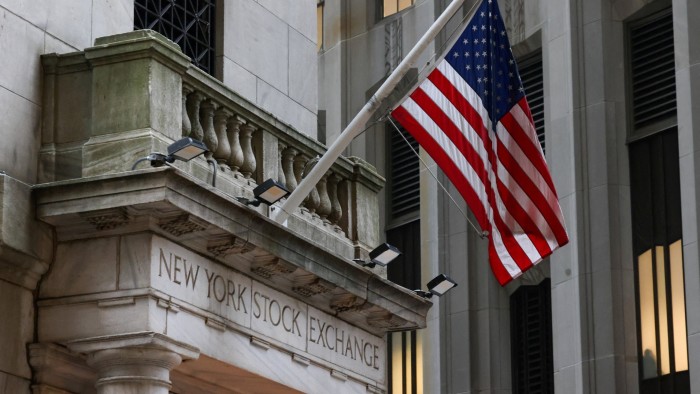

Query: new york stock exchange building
left=0, top=3, right=432, bottom=393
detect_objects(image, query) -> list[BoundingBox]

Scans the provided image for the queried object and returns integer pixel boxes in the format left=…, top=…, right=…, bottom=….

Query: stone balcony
left=40, top=30, right=384, bottom=263
left=30, top=30, right=430, bottom=392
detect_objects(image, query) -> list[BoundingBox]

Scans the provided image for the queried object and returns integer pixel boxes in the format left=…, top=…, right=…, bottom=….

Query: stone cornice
left=0, top=174, right=53, bottom=290
left=34, top=168, right=430, bottom=335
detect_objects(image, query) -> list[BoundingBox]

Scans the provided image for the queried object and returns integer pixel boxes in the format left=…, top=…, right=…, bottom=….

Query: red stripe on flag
left=496, top=139, right=568, bottom=246
left=495, top=179, right=552, bottom=257
left=491, top=208, right=533, bottom=271
left=428, top=71, right=491, bottom=147
left=500, top=103, right=556, bottom=194
left=410, top=88, right=488, bottom=185
left=489, top=239, right=514, bottom=285
left=422, top=69, right=535, bottom=274
left=392, top=106, right=489, bottom=227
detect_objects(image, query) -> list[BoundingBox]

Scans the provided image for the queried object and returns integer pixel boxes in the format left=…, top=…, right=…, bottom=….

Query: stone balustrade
left=39, top=30, right=384, bottom=260
left=180, top=76, right=350, bottom=236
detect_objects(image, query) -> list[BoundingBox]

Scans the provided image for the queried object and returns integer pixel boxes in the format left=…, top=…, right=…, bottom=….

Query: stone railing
left=181, top=68, right=359, bottom=237
left=39, top=30, right=384, bottom=260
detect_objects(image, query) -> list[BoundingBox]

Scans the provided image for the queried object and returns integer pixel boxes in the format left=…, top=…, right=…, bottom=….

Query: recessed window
left=134, top=0, right=217, bottom=76
left=629, top=131, right=689, bottom=393
left=627, top=8, right=688, bottom=393
left=388, top=124, right=420, bottom=221
left=383, top=0, right=413, bottom=18
left=519, top=50, right=545, bottom=152
left=510, top=279, right=554, bottom=393
left=317, top=1, right=324, bottom=51
left=386, top=221, right=422, bottom=394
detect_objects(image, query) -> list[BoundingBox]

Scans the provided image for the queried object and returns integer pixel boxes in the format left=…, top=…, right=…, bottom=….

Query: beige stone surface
left=40, top=237, right=119, bottom=298
left=0, top=282, right=34, bottom=379
left=0, top=175, right=53, bottom=289
left=38, top=296, right=167, bottom=343
left=0, top=370, right=30, bottom=394
left=0, top=79, right=41, bottom=183
left=151, top=235, right=252, bottom=328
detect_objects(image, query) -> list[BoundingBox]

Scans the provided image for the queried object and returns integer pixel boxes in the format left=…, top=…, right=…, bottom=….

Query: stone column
left=673, top=0, right=700, bottom=390
left=67, top=332, right=199, bottom=394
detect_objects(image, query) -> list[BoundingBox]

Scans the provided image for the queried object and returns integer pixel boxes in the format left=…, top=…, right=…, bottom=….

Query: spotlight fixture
left=237, top=178, right=290, bottom=207
left=353, top=243, right=401, bottom=268
left=131, top=138, right=208, bottom=170
left=168, top=137, right=208, bottom=161
left=414, top=274, right=458, bottom=298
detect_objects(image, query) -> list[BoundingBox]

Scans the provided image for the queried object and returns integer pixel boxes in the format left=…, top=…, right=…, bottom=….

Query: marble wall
left=0, top=0, right=133, bottom=184
left=220, top=0, right=319, bottom=140
left=323, top=0, right=700, bottom=392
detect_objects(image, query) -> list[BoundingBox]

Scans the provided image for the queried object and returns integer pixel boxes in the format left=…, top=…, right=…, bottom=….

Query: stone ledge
left=0, top=174, right=53, bottom=290
left=34, top=169, right=430, bottom=335
left=28, top=343, right=96, bottom=394
left=66, top=331, right=200, bottom=361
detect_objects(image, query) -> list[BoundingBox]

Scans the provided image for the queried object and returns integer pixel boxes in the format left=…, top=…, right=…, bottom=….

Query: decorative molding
left=205, top=318, right=226, bottom=331
left=366, top=312, right=409, bottom=329
left=331, top=370, right=348, bottom=381
left=29, top=343, right=96, bottom=394
left=504, top=0, right=525, bottom=42
left=292, top=275, right=335, bottom=297
left=81, top=207, right=129, bottom=230
left=97, top=297, right=135, bottom=308
left=330, top=294, right=366, bottom=313
left=207, top=235, right=254, bottom=256
left=384, top=18, right=402, bottom=76
left=250, top=336, right=270, bottom=350
left=158, top=215, right=207, bottom=237
left=366, top=384, right=384, bottom=394
left=292, top=353, right=310, bottom=367
left=250, top=255, right=297, bottom=279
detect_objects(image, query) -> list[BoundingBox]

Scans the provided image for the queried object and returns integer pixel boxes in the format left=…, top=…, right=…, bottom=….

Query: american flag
left=391, top=0, right=568, bottom=285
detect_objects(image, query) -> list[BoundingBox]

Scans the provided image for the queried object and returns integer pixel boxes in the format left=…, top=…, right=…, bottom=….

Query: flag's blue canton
left=444, top=0, right=525, bottom=124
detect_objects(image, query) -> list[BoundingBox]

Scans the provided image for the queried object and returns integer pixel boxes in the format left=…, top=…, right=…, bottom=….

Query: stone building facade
left=319, top=0, right=700, bottom=393
left=0, top=1, right=429, bottom=393
left=2, top=0, right=700, bottom=393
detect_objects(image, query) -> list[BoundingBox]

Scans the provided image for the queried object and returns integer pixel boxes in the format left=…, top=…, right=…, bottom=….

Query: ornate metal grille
left=134, top=0, right=216, bottom=75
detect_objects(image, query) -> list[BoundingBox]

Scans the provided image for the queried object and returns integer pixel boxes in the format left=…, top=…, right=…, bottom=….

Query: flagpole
left=272, top=0, right=467, bottom=224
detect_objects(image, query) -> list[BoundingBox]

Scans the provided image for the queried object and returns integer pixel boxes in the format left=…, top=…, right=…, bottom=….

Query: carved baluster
left=282, top=147, right=298, bottom=192
left=213, top=108, right=232, bottom=167
left=186, top=92, right=204, bottom=141
left=308, top=184, right=321, bottom=217
left=328, top=172, right=343, bottom=226
left=317, top=173, right=332, bottom=223
left=239, top=123, right=257, bottom=178
left=182, top=86, right=192, bottom=137
left=277, top=143, right=286, bottom=187
left=294, top=154, right=309, bottom=209
left=227, top=116, right=245, bottom=173
left=200, top=100, right=217, bottom=159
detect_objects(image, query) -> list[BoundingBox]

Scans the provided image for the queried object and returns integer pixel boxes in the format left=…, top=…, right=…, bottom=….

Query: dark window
left=134, top=0, right=217, bottom=75
left=386, top=220, right=421, bottom=394
left=510, top=279, right=554, bottom=394
left=388, top=124, right=420, bottom=221
left=519, top=50, right=545, bottom=152
left=627, top=7, right=689, bottom=394
left=628, top=9, right=676, bottom=139
left=387, top=104, right=421, bottom=394
left=629, top=130, right=689, bottom=394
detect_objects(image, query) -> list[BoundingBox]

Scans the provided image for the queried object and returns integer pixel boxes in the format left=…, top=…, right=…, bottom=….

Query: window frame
left=380, top=0, right=415, bottom=19
left=134, top=0, right=218, bottom=76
